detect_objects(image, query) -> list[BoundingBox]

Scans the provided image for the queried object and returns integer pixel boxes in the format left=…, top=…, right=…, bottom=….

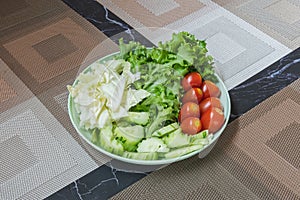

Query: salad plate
left=68, top=32, right=231, bottom=165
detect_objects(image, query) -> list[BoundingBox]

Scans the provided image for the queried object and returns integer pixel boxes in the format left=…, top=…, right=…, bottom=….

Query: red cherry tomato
left=182, top=88, right=203, bottom=104
left=179, top=102, right=200, bottom=122
left=201, top=80, right=221, bottom=99
left=181, top=72, right=202, bottom=91
left=199, top=97, right=223, bottom=114
left=201, top=107, right=225, bottom=133
left=178, top=110, right=182, bottom=123
left=181, top=117, right=202, bottom=135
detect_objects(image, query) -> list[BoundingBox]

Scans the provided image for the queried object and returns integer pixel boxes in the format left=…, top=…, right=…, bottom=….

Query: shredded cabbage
left=68, top=59, right=150, bottom=130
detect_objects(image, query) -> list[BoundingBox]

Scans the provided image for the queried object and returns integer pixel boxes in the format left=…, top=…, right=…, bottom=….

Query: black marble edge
left=47, top=1, right=300, bottom=199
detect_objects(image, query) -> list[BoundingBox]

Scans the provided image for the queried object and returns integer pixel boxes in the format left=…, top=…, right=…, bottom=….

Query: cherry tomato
left=178, top=110, right=182, bottom=123
left=182, top=88, right=203, bottom=104
left=199, top=97, right=223, bottom=114
left=201, top=107, right=225, bottom=133
left=181, top=117, right=202, bottom=135
left=181, top=72, right=202, bottom=91
left=201, top=80, right=221, bottom=99
left=179, top=102, right=200, bottom=122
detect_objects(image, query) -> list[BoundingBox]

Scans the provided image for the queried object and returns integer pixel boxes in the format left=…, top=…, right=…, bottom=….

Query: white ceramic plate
left=68, top=51, right=231, bottom=165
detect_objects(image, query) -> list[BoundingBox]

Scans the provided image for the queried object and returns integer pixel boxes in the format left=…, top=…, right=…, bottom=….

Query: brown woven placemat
left=111, top=78, right=300, bottom=200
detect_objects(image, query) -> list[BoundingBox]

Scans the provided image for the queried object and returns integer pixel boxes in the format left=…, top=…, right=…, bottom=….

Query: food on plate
left=163, top=128, right=190, bottom=148
left=68, top=31, right=226, bottom=160
left=181, top=72, right=203, bottom=91
left=180, top=117, right=202, bottom=135
left=199, top=97, right=223, bottom=114
left=137, top=137, right=170, bottom=153
left=164, top=145, right=203, bottom=159
left=201, top=80, right=221, bottom=99
left=201, top=107, right=225, bottom=133
left=179, top=102, right=201, bottom=122
left=182, top=87, right=203, bottom=104
left=67, top=59, right=150, bottom=130
left=178, top=72, right=224, bottom=135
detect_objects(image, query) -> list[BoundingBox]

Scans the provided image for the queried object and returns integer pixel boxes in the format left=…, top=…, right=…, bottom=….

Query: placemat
left=0, top=0, right=118, bottom=199
left=212, top=0, right=300, bottom=50
left=111, top=78, right=300, bottom=200
left=97, top=0, right=291, bottom=90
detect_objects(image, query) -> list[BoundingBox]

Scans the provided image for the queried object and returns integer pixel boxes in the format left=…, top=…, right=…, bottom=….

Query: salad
left=68, top=32, right=225, bottom=160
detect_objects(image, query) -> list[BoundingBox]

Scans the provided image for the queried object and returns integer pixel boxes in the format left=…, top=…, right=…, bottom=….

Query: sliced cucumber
left=189, top=130, right=209, bottom=141
left=123, top=152, right=158, bottom=160
left=164, top=145, right=203, bottom=159
left=163, top=128, right=190, bottom=148
left=152, top=122, right=179, bottom=137
left=190, top=138, right=209, bottom=145
left=121, top=112, right=150, bottom=125
left=114, top=125, right=144, bottom=152
left=189, top=130, right=210, bottom=145
left=99, top=127, right=124, bottom=156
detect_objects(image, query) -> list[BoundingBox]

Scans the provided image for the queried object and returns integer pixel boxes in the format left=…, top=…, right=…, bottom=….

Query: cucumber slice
left=121, top=112, right=150, bottom=125
left=189, top=130, right=210, bottom=145
left=123, top=152, right=158, bottom=160
left=163, top=128, right=190, bottom=148
left=189, top=130, right=209, bottom=141
left=152, top=122, right=179, bottom=137
left=190, top=138, right=209, bottom=145
left=115, top=125, right=144, bottom=152
left=164, top=145, right=203, bottom=159
left=99, top=127, right=124, bottom=156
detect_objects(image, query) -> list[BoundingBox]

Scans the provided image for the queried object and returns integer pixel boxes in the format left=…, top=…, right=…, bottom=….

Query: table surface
left=0, top=0, right=299, bottom=199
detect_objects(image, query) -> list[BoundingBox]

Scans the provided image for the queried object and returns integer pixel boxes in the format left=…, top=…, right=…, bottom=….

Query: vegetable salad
left=68, top=32, right=222, bottom=160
